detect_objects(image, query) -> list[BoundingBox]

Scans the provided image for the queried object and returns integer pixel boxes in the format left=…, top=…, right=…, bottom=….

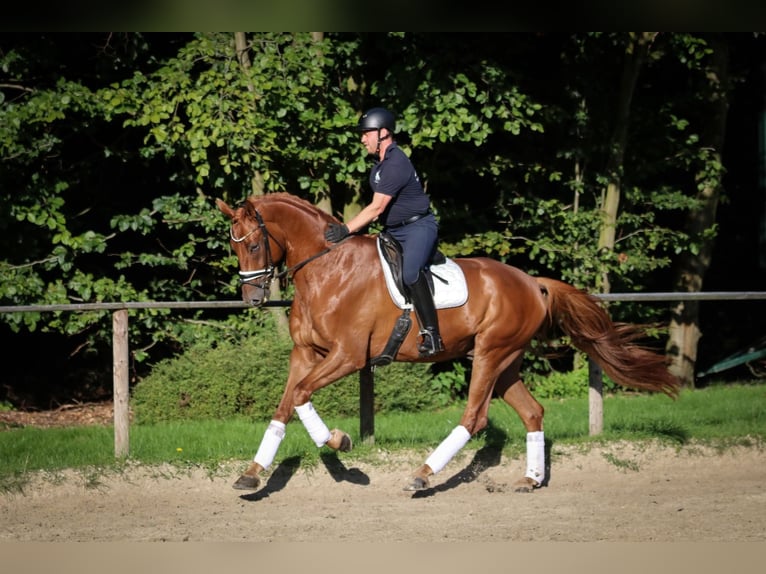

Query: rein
left=275, top=246, right=335, bottom=280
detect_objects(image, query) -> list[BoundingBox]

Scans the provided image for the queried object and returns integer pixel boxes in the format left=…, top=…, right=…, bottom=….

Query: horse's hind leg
left=406, top=426, right=474, bottom=491
left=495, top=363, right=546, bottom=493
left=405, top=348, right=515, bottom=491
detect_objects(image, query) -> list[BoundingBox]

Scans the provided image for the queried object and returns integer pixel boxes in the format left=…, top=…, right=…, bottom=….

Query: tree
left=665, top=34, right=732, bottom=386
left=596, top=32, right=657, bottom=294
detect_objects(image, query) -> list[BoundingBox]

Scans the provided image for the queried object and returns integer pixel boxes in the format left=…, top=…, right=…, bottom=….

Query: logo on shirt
left=374, top=170, right=381, bottom=185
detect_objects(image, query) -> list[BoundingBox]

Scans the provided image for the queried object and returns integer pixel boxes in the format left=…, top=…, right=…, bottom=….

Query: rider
left=324, top=106, right=444, bottom=357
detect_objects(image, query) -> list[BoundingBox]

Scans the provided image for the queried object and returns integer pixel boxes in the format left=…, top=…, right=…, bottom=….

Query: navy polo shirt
left=369, top=143, right=430, bottom=227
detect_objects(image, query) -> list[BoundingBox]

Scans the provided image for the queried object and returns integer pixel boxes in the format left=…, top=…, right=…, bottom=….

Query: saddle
left=371, top=233, right=467, bottom=367
left=377, top=232, right=467, bottom=310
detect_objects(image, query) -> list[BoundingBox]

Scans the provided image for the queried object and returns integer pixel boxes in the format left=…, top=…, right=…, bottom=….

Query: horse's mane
left=242, top=192, right=338, bottom=224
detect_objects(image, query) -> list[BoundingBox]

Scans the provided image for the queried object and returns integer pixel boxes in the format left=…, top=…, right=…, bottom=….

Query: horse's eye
left=248, top=243, right=260, bottom=254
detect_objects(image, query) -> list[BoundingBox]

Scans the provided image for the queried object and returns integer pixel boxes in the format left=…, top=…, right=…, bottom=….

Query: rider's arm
left=344, top=192, right=392, bottom=233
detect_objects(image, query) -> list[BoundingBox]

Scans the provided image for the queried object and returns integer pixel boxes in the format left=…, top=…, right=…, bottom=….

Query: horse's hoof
left=337, top=434, right=352, bottom=452
left=329, top=429, right=353, bottom=452
left=512, top=477, right=540, bottom=493
left=232, top=474, right=261, bottom=491
left=403, top=476, right=429, bottom=491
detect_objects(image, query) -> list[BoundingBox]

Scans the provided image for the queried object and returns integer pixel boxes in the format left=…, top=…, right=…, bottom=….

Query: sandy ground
left=2, top=441, right=764, bottom=543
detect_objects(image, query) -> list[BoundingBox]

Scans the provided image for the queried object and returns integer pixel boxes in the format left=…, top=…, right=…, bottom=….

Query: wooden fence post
left=112, top=309, right=130, bottom=458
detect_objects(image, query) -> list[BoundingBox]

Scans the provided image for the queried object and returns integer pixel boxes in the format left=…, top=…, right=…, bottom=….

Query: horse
left=216, top=192, right=681, bottom=493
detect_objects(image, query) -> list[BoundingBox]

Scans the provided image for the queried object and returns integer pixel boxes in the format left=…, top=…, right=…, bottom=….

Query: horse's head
left=216, top=198, right=286, bottom=306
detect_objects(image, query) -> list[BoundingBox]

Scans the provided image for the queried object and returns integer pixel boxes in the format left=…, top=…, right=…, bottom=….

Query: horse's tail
left=536, top=277, right=681, bottom=399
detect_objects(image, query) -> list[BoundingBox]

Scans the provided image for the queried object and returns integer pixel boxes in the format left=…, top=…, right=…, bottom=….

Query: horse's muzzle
left=241, top=284, right=270, bottom=307
left=238, top=268, right=273, bottom=307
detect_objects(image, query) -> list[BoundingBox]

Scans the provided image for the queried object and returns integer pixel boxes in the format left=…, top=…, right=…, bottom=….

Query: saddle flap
left=378, top=232, right=408, bottom=301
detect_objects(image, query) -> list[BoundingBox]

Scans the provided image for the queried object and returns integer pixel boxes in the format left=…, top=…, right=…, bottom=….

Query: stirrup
left=417, top=330, right=444, bottom=357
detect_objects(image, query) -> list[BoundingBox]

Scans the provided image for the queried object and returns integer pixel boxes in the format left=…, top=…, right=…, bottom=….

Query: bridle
left=228, top=209, right=341, bottom=289
left=229, top=210, right=280, bottom=288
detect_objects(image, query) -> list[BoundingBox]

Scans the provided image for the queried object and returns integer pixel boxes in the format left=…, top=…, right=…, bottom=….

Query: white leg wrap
left=295, top=401, right=331, bottom=448
left=253, top=420, right=286, bottom=470
left=524, top=431, right=546, bottom=484
left=425, top=425, right=471, bottom=474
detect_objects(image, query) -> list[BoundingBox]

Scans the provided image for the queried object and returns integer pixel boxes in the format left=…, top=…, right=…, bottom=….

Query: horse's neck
left=284, top=236, right=327, bottom=269
left=267, top=201, right=328, bottom=266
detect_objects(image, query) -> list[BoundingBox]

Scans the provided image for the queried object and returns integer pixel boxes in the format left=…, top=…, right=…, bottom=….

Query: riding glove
left=325, top=223, right=350, bottom=243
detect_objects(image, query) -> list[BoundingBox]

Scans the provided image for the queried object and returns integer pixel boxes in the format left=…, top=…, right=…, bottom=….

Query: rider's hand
left=325, top=223, right=350, bottom=243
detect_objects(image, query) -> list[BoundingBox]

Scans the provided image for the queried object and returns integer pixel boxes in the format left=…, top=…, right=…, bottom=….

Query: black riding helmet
left=357, top=107, right=395, bottom=133
left=357, top=107, right=395, bottom=158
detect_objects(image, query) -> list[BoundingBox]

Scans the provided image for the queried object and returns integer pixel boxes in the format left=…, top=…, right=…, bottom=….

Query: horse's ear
left=216, top=198, right=235, bottom=219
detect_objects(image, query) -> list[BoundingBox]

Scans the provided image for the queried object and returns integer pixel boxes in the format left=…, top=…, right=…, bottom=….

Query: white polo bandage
left=253, top=420, right=286, bottom=469
left=525, top=431, right=546, bottom=484
left=424, top=425, right=471, bottom=474
left=295, top=401, right=332, bottom=447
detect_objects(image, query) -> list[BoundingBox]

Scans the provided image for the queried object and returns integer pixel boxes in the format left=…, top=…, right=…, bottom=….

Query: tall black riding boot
left=408, top=271, right=445, bottom=357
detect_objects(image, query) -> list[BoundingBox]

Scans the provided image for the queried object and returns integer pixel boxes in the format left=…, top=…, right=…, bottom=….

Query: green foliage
left=132, top=311, right=285, bottom=422
left=400, top=68, right=543, bottom=149
left=526, top=366, right=619, bottom=399
left=103, top=33, right=362, bottom=201
left=526, top=367, right=591, bottom=399
left=430, top=361, right=469, bottom=406
left=132, top=328, right=292, bottom=424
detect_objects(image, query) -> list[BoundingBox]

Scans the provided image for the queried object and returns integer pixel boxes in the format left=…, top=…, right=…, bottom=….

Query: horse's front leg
left=291, top=345, right=364, bottom=453
left=233, top=345, right=361, bottom=491
left=293, top=401, right=354, bottom=452
left=327, top=428, right=353, bottom=451
left=233, top=422, right=353, bottom=491
left=232, top=426, right=280, bottom=491
left=232, top=346, right=317, bottom=491
left=231, top=420, right=351, bottom=491
left=232, top=415, right=291, bottom=491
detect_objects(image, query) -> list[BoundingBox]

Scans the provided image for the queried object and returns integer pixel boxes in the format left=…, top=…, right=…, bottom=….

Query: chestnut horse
left=217, top=192, right=680, bottom=493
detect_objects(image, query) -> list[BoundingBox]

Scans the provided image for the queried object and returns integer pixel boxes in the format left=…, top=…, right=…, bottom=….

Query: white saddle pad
left=376, top=240, right=468, bottom=310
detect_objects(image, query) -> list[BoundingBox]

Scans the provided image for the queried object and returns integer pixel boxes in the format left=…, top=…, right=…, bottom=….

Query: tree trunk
left=597, top=33, right=656, bottom=294
left=310, top=32, right=334, bottom=216
left=234, top=32, right=289, bottom=335
left=666, top=35, right=731, bottom=386
left=343, top=182, right=366, bottom=222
